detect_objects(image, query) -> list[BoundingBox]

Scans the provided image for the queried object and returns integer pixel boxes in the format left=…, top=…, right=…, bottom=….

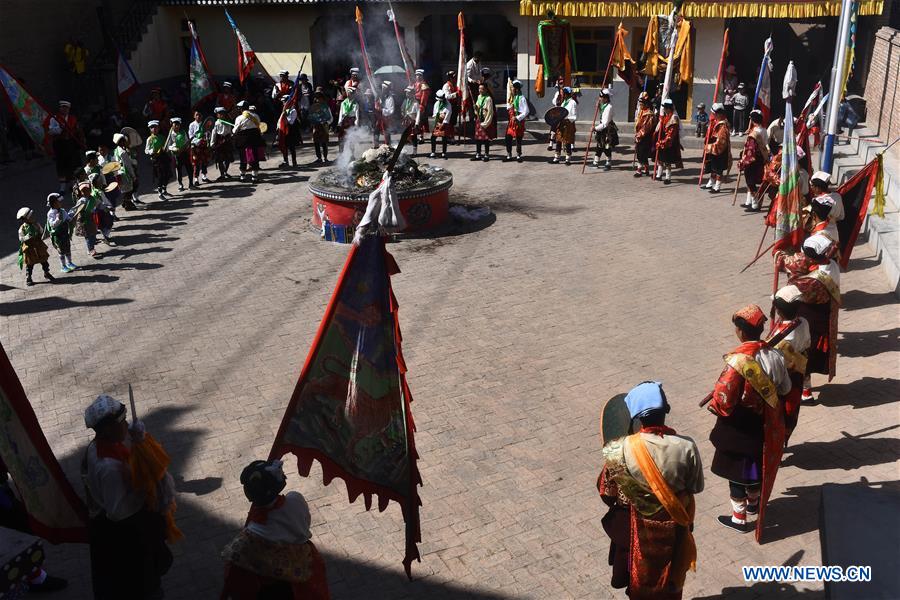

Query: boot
left=703, top=175, right=714, bottom=189
left=656, top=165, right=664, bottom=180
left=551, top=154, right=560, bottom=164
left=711, top=179, right=721, bottom=193
left=663, top=168, right=672, bottom=184
left=603, top=159, right=611, bottom=172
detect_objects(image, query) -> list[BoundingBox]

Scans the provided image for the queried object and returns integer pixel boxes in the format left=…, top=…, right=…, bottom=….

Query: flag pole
left=698, top=27, right=728, bottom=186
left=652, top=8, right=681, bottom=180
left=822, top=0, right=855, bottom=172
left=388, top=2, right=412, bottom=86
left=355, top=5, right=387, bottom=145
left=581, top=25, right=620, bottom=174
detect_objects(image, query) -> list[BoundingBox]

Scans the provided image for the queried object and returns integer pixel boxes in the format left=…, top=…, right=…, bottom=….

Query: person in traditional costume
left=442, top=71, right=461, bottom=129
left=380, top=81, right=396, bottom=146
left=361, top=89, right=380, bottom=146
left=271, top=70, right=293, bottom=103
left=88, top=172, right=116, bottom=246
left=344, top=68, right=361, bottom=96
left=547, top=77, right=566, bottom=151
left=310, top=91, right=332, bottom=164
left=592, top=88, right=617, bottom=171
left=552, top=87, right=577, bottom=166
left=430, top=89, right=453, bottom=159
left=401, top=86, right=420, bottom=157
left=46, top=193, right=77, bottom=273
left=597, top=381, right=703, bottom=599
left=776, top=235, right=841, bottom=403
left=211, top=107, right=235, bottom=180
left=767, top=117, right=784, bottom=156
left=233, top=104, right=266, bottom=183
left=188, top=111, right=211, bottom=184
left=413, top=69, right=430, bottom=143
left=166, top=117, right=192, bottom=191
left=277, top=95, right=302, bottom=168
left=113, top=132, right=139, bottom=210
left=45, top=100, right=84, bottom=195
left=465, top=52, right=483, bottom=116
left=702, top=103, right=732, bottom=194
left=472, top=82, right=496, bottom=162
left=722, top=66, right=739, bottom=127
left=633, top=92, right=657, bottom=178
left=505, top=80, right=528, bottom=163
left=707, top=305, right=791, bottom=534
left=337, top=88, right=360, bottom=152
left=16, top=207, right=54, bottom=287
left=738, top=109, right=769, bottom=211
left=220, top=460, right=330, bottom=600
left=73, top=181, right=101, bottom=259
left=82, top=395, right=175, bottom=600
left=769, top=285, right=811, bottom=441
left=145, top=120, right=171, bottom=200
left=808, top=171, right=844, bottom=232
left=142, top=88, right=170, bottom=131
left=216, top=81, right=237, bottom=117
left=655, top=99, right=682, bottom=185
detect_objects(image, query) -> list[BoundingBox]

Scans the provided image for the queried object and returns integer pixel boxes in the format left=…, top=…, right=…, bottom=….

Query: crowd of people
left=10, top=51, right=857, bottom=600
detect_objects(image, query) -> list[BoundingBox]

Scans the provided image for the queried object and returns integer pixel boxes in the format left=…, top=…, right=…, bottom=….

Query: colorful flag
left=611, top=23, right=637, bottom=87
left=224, top=9, right=256, bottom=85
left=0, top=65, right=52, bottom=154
left=187, top=20, right=216, bottom=109
left=0, top=342, right=88, bottom=543
left=835, top=155, right=884, bottom=268
left=641, top=16, right=661, bottom=77
left=754, top=37, right=773, bottom=125
left=116, top=49, right=139, bottom=103
left=767, top=100, right=803, bottom=252
left=354, top=6, right=380, bottom=109
left=456, top=12, right=469, bottom=111
left=268, top=235, right=422, bottom=578
left=277, top=70, right=302, bottom=153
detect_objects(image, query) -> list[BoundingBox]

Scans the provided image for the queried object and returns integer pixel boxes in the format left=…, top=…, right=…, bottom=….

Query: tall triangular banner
left=0, top=65, right=52, bottom=154
left=456, top=12, right=469, bottom=110
left=766, top=99, right=803, bottom=252
left=224, top=9, right=256, bottom=85
left=268, top=235, right=422, bottom=578
left=835, top=156, right=883, bottom=268
left=188, top=20, right=216, bottom=109
left=754, top=37, right=773, bottom=125
left=0, top=343, right=89, bottom=543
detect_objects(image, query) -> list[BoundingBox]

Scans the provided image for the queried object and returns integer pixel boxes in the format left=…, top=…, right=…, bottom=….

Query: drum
left=600, top=393, right=632, bottom=445
left=308, top=103, right=332, bottom=125
left=121, top=126, right=142, bottom=149
left=544, top=106, right=569, bottom=128
left=104, top=181, right=119, bottom=193
left=259, top=121, right=268, bottom=134
left=101, top=161, right=121, bottom=175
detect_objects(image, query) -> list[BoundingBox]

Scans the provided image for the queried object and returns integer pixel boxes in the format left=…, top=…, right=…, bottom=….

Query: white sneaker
left=703, top=178, right=713, bottom=189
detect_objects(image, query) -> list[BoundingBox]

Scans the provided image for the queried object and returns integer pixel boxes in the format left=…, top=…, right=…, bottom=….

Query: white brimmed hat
left=58, top=100, right=71, bottom=108
left=147, top=120, right=160, bottom=127
left=16, top=207, right=32, bottom=220
left=170, top=117, right=182, bottom=124
left=775, top=284, right=803, bottom=304
left=112, top=133, right=127, bottom=145
left=811, top=171, right=831, bottom=186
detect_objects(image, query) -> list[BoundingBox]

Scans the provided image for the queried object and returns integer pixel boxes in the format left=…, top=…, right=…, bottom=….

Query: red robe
left=708, top=341, right=786, bottom=543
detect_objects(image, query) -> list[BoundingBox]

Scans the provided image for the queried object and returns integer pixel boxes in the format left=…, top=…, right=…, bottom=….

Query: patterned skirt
left=506, top=116, right=525, bottom=139
left=433, top=122, right=454, bottom=139
left=557, top=120, right=576, bottom=144
left=190, top=144, right=210, bottom=167
left=474, top=120, right=496, bottom=141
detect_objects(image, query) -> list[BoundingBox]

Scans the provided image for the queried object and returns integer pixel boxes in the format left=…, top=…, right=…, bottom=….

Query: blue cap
left=624, top=381, right=668, bottom=419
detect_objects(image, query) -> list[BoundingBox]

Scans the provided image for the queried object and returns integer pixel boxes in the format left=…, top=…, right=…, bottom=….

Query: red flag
left=0, top=343, right=88, bottom=543
left=268, top=235, right=422, bottom=578
left=835, top=156, right=882, bottom=268
left=225, top=10, right=256, bottom=85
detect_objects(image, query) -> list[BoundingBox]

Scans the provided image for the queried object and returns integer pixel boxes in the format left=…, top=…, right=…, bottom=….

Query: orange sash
left=627, top=434, right=697, bottom=586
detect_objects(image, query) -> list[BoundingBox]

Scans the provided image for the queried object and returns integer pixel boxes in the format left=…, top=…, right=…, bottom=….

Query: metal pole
left=822, top=0, right=855, bottom=173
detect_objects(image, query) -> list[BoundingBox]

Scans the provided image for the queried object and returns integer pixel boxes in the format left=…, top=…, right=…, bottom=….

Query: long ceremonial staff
left=698, top=28, right=729, bottom=186
left=652, top=9, right=681, bottom=180
left=731, top=170, right=743, bottom=206
left=581, top=26, right=620, bottom=174
left=388, top=2, right=412, bottom=86
left=354, top=5, right=387, bottom=145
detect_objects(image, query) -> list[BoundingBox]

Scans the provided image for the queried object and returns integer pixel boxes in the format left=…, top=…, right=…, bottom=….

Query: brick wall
left=863, top=26, right=900, bottom=147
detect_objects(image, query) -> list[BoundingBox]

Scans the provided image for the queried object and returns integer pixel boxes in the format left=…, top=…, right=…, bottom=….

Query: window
left=573, top=27, right=614, bottom=87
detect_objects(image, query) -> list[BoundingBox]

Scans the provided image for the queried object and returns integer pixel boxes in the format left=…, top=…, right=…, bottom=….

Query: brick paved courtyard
left=1, top=141, right=898, bottom=599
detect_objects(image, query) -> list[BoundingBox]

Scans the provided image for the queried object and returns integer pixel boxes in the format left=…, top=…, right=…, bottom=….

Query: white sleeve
left=551, top=91, right=560, bottom=105
left=94, top=459, right=145, bottom=521
left=516, top=99, right=527, bottom=122
left=567, top=101, right=577, bottom=121
left=830, top=192, right=845, bottom=221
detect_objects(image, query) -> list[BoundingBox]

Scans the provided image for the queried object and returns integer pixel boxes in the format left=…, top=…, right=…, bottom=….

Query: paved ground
left=1, top=138, right=898, bottom=600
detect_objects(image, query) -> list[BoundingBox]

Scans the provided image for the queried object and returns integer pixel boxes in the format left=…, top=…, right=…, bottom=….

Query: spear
left=355, top=5, right=386, bottom=144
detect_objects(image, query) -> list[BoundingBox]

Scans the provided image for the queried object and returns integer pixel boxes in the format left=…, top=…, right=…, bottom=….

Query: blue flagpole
left=751, top=51, right=768, bottom=110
